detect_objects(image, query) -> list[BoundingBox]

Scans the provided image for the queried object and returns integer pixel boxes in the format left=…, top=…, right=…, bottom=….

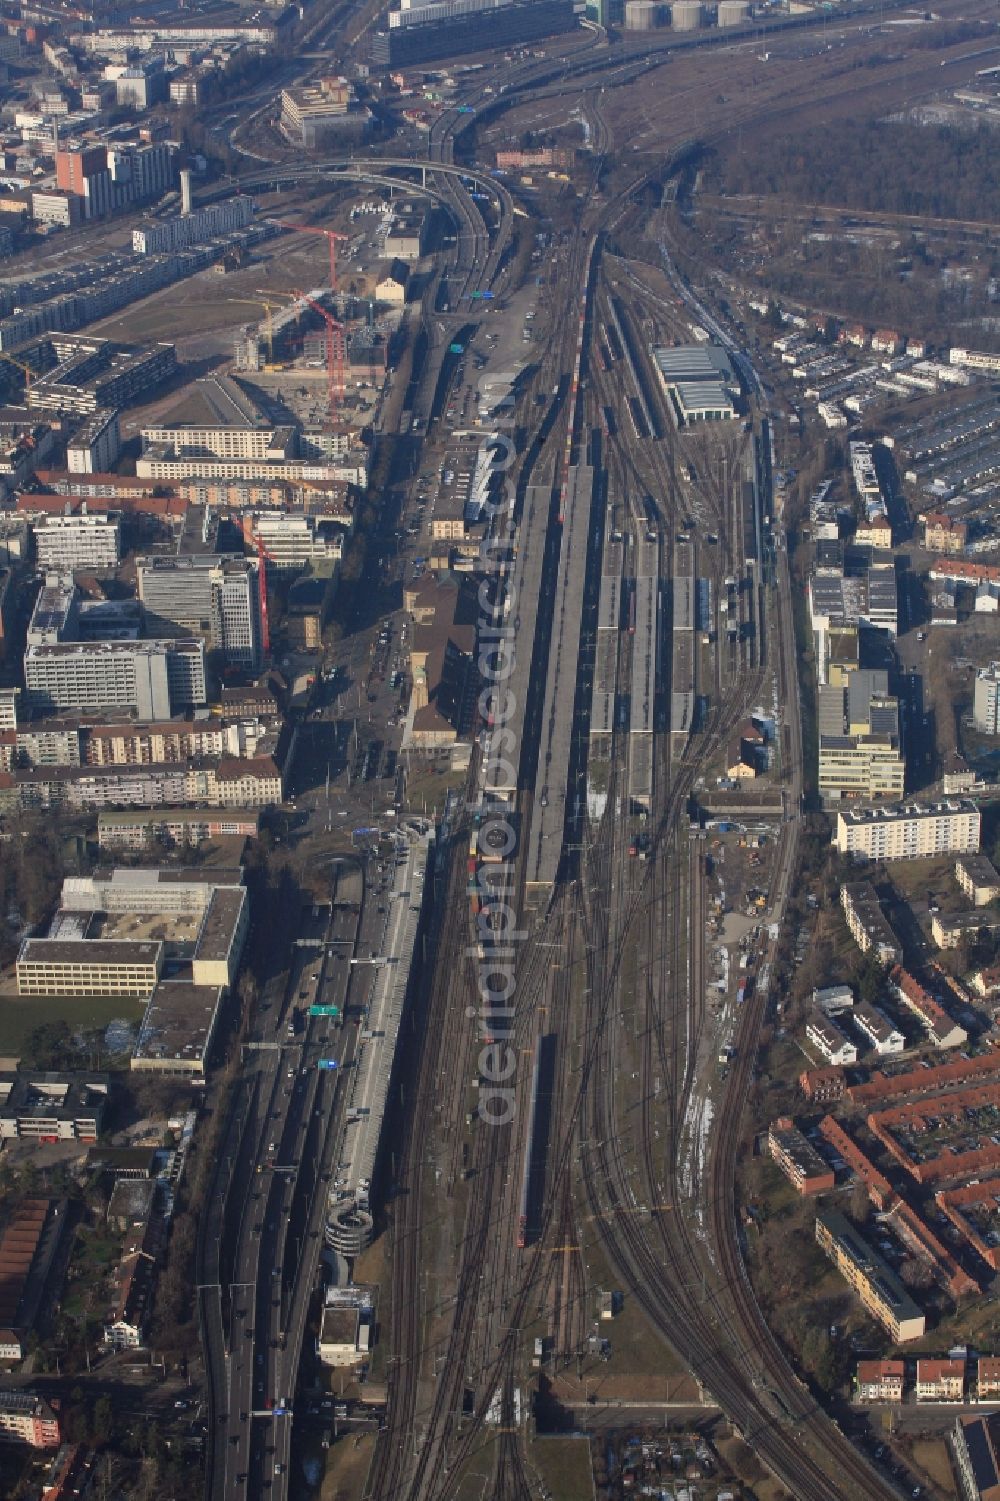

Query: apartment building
left=140, top=421, right=294, bottom=461
left=24, top=638, right=206, bottom=718
left=132, top=197, right=254, bottom=256
left=26, top=337, right=177, bottom=416
left=856, top=1360, right=905, bottom=1403
left=67, top=409, right=121, bottom=474
left=953, top=1413, right=1000, bottom=1501
left=957, top=856, right=1000, bottom=906
left=16, top=938, right=162, bottom=996
left=841, top=883, right=902, bottom=965
left=33, top=510, right=121, bottom=572
left=978, top=1359, right=1000, bottom=1402
left=890, top=966, right=968, bottom=1049
left=852, top=1002, right=905, bottom=1055
left=103, top=810, right=257, bottom=851
left=0, top=1392, right=60, bottom=1448
left=916, top=1358, right=965, bottom=1402
left=137, top=555, right=263, bottom=671
left=923, top=512, right=967, bottom=554
left=767, top=1117, right=835, bottom=1195
left=815, top=1209, right=926, bottom=1342
left=834, top=800, right=981, bottom=861
left=806, top=1013, right=858, bottom=1066
left=974, top=665, right=1000, bottom=736
left=1, top=755, right=283, bottom=813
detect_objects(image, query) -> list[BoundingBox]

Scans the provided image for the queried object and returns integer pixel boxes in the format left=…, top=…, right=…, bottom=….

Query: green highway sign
left=309, top=1004, right=340, bottom=1017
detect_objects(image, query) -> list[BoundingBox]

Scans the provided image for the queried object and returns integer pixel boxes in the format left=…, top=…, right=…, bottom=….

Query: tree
left=855, top=951, right=885, bottom=1006
left=92, top=1395, right=114, bottom=1445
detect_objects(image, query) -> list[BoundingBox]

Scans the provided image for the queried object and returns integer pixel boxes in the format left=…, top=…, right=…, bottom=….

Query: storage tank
left=717, top=0, right=750, bottom=23
left=625, top=0, right=663, bottom=27
left=671, top=0, right=703, bottom=27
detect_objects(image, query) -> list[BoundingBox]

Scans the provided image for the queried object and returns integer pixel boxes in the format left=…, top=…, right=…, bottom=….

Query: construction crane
left=273, top=220, right=349, bottom=302
left=295, top=289, right=346, bottom=426
left=267, top=287, right=346, bottom=424
left=0, top=351, right=35, bottom=397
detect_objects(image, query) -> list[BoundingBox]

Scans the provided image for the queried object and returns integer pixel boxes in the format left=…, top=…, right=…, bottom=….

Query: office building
left=115, top=58, right=168, bottom=109
left=841, top=883, right=902, bottom=965
left=0, top=1072, right=109, bottom=1140
left=239, top=510, right=345, bottom=569
left=24, top=638, right=205, bottom=718
left=815, top=1209, right=925, bottom=1342
left=834, top=800, right=981, bottom=861
left=974, top=665, right=1000, bottom=735
left=370, top=0, right=576, bottom=64
left=280, top=78, right=370, bottom=146
left=818, top=669, right=904, bottom=802
left=17, top=938, right=162, bottom=996
left=33, top=510, right=121, bottom=572
left=137, top=555, right=263, bottom=670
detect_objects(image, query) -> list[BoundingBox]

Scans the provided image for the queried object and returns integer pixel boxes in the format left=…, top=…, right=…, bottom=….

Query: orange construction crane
left=273, top=221, right=349, bottom=300
left=294, top=289, right=346, bottom=425
left=0, top=351, right=34, bottom=396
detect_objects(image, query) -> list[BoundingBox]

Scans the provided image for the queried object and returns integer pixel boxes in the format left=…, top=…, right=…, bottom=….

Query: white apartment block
left=67, top=409, right=121, bottom=473
left=974, top=664, right=1000, bottom=735
left=834, top=800, right=981, bottom=861
left=33, top=510, right=121, bottom=571
left=806, top=1014, right=858, bottom=1066
left=132, top=196, right=254, bottom=255
left=949, top=348, right=1000, bottom=374
left=140, top=422, right=296, bottom=461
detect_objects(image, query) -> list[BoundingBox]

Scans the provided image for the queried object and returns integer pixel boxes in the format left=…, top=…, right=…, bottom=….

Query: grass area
left=449, top=1435, right=498, bottom=1501
left=403, top=763, right=470, bottom=812
left=908, top=1437, right=958, bottom=1498
left=572, top=1212, right=689, bottom=1388
left=0, top=993, right=146, bottom=1060
left=529, top=1436, right=595, bottom=1500
left=716, top=1434, right=794, bottom=1501
left=319, top=1430, right=375, bottom=1501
